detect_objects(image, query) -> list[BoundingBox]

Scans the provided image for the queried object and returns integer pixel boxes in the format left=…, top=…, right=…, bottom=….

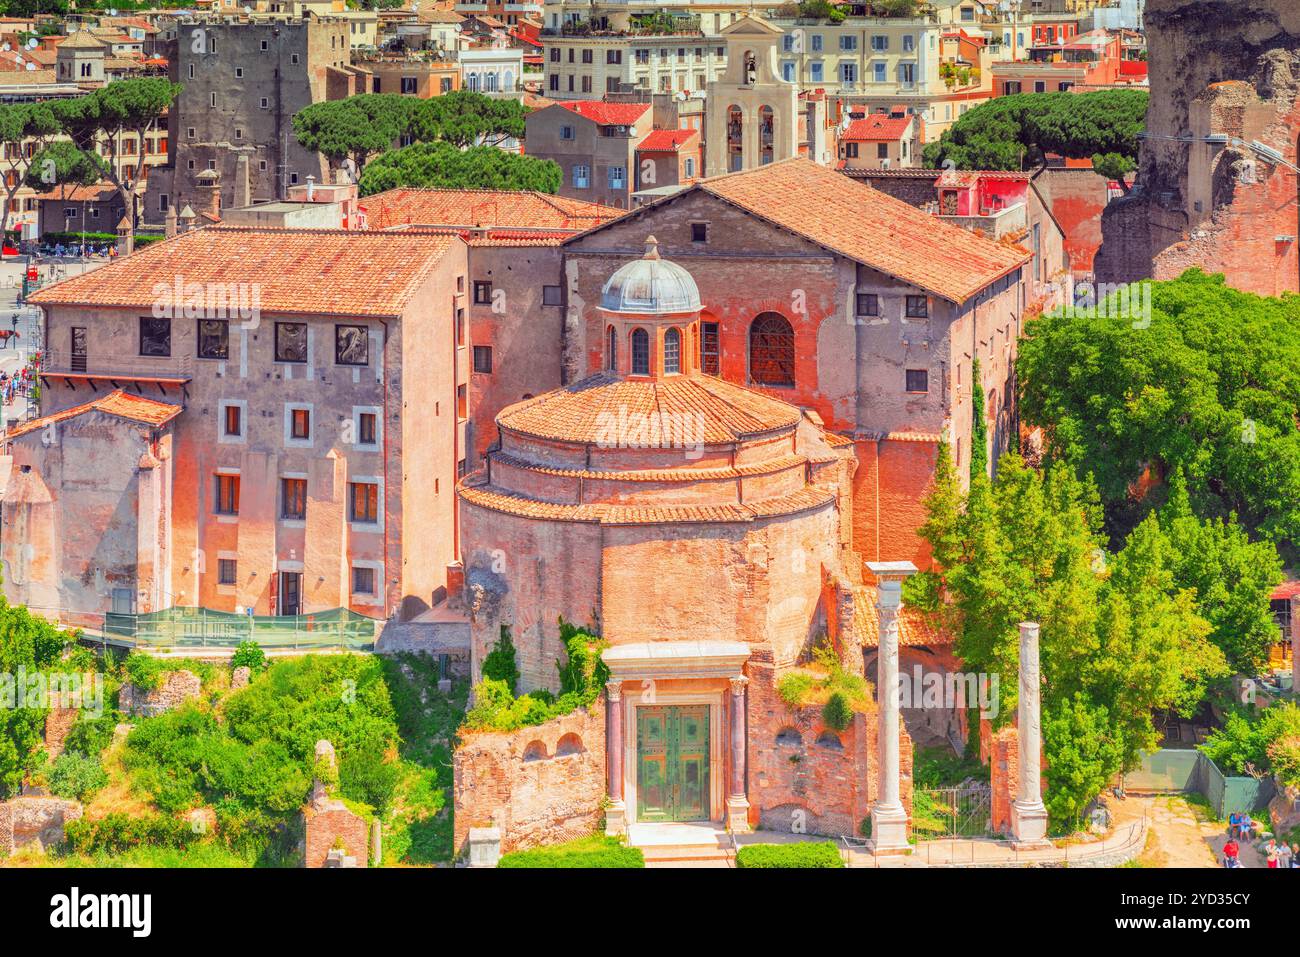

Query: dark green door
left=637, top=705, right=710, bottom=822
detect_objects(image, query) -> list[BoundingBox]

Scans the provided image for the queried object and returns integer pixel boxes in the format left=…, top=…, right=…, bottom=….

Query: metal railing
left=102, top=606, right=380, bottom=652
left=41, top=349, right=194, bottom=381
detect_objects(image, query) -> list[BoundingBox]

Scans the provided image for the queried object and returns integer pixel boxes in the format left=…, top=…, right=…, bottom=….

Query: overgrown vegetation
left=497, top=834, right=644, bottom=868
left=906, top=444, right=1233, bottom=829
left=1200, top=702, right=1300, bottom=788
left=734, top=842, right=844, bottom=868
left=230, top=641, right=268, bottom=674
left=776, top=639, right=869, bottom=731
left=462, top=620, right=607, bottom=733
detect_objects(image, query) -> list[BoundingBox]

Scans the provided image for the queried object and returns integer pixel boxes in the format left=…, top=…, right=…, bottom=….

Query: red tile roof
left=637, top=129, right=697, bottom=152
left=560, top=100, right=651, bottom=127
left=697, top=158, right=1031, bottom=304
left=361, top=188, right=624, bottom=232
left=32, top=183, right=119, bottom=203
left=842, top=114, right=913, bottom=142
left=27, top=227, right=460, bottom=318
left=7, top=389, right=180, bottom=439
left=854, top=585, right=950, bottom=648
left=497, top=371, right=800, bottom=446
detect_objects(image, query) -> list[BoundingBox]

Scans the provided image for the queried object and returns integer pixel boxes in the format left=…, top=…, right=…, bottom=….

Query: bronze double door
left=636, top=704, right=710, bottom=822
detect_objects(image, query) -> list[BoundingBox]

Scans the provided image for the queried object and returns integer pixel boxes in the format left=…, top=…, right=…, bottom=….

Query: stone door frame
left=623, top=686, right=725, bottom=825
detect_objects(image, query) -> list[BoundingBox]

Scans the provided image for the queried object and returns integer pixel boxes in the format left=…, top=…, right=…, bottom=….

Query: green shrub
left=339, top=743, right=402, bottom=813
left=734, top=842, right=844, bottom=868
left=45, top=752, right=108, bottom=801
left=822, top=690, right=854, bottom=732
left=462, top=621, right=606, bottom=733
left=1201, top=702, right=1300, bottom=787
left=61, top=713, right=118, bottom=760
left=481, top=625, right=520, bottom=692
left=778, top=672, right=815, bottom=708
left=497, top=834, right=644, bottom=868
left=64, top=812, right=200, bottom=855
left=230, top=641, right=267, bottom=674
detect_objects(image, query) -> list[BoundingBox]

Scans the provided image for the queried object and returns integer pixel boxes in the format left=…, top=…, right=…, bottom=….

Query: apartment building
left=455, top=0, right=545, bottom=28
left=143, top=15, right=367, bottom=223
left=838, top=111, right=922, bottom=170
left=525, top=100, right=651, bottom=208
left=12, top=228, right=469, bottom=624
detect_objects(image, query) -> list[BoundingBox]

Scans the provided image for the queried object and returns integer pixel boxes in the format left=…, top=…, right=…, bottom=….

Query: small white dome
left=600, top=236, right=701, bottom=315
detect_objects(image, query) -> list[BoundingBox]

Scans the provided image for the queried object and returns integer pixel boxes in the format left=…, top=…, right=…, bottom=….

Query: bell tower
left=705, top=15, right=800, bottom=177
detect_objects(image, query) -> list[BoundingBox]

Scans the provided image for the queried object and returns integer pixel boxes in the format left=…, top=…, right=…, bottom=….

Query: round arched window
left=664, top=328, right=681, bottom=374
left=631, top=328, right=650, bottom=375
left=606, top=325, right=618, bottom=371
left=749, top=313, right=795, bottom=387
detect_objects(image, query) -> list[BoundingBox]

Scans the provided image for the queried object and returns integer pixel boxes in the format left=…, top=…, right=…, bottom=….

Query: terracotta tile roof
left=842, top=115, right=913, bottom=142
left=1272, top=580, right=1300, bottom=601
left=497, top=371, right=801, bottom=446
left=637, top=129, right=697, bottom=152
left=27, top=227, right=459, bottom=318
left=0, top=69, right=55, bottom=84
left=853, top=585, right=950, bottom=648
left=361, top=188, right=624, bottom=232
left=7, top=389, right=180, bottom=439
left=559, top=100, right=651, bottom=127
left=461, top=480, right=835, bottom=526
left=33, top=183, right=118, bottom=203
left=697, top=158, right=1031, bottom=304
left=492, top=449, right=808, bottom=483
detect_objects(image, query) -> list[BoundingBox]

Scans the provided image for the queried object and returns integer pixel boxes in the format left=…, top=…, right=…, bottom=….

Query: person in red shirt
left=1224, top=839, right=1240, bottom=868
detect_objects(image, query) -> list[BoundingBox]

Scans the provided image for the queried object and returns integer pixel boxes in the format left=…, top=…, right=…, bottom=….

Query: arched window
left=663, top=328, right=681, bottom=374
left=606, top=325, right=617, bottom=371
left=758, top=105, right=774, bottom=165
left=749, top=312, right=795, bottom=387
left=556, top=733, right=584, bottom=756
left=776, top=727, right=803, bottom=747
left=522, top=740, right=547, bottom=762
left=631, top=328, right=650, bottom=375
left=727, top=105, right=743, bottom=173
left=816, top=731, right=844, bottom=750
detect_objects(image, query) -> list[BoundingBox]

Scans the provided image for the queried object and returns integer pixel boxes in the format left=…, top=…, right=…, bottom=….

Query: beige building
left=14, top=228, right=470, bottom=625
left=704, top=17, right=801, bottom=176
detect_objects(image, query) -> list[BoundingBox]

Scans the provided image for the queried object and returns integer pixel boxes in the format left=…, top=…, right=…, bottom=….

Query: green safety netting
left=101, top=606, right=379, bottom=651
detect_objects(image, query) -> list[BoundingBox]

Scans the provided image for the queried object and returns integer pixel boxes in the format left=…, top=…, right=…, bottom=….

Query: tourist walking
left=1224, top=837, right=1240, bottom=868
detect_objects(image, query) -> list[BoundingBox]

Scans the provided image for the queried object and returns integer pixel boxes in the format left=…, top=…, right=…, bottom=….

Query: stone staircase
left=628, top=822, right=735, bottom=868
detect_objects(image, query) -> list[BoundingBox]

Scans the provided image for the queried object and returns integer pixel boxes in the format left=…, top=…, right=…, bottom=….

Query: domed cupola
left=600, top=236, right=702, bottom=316
left=599, top=237, right=704, bottom=379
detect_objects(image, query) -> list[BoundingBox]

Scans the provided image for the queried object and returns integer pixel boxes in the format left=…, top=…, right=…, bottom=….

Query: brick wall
left=453, top=704, right=605, bottom=856
left=303, top=802, right=369, bottom=868
left=0, top=796, right=83, bottom=855
left=118, top=669, right=202, bottom=718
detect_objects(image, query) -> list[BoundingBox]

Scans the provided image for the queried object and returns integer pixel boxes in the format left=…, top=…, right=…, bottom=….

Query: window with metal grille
left=215, top=474, right=240, bottom=515
left=353, top=566, right=375, bottom=595
left=906, top=368, right=929, bottom=393
left=749, top=313, right=794, bottom=387
left=282, top=478, right=307, bottom=520
left=473, top=345, right=492, bottom=373
left=700, top=321, right=720, bottom=375
left=905, top=295, right=929, bottom=318
left=663, top=328, right=681, bottom=374
left=349, top=482, right=378, bottom=523
left=218, top=559, right=237, bottom=585
left=631, top=328, right=650, bottom=375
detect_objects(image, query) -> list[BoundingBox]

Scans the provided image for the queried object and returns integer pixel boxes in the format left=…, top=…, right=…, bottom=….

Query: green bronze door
left=637, top=705, right=710, bottom=822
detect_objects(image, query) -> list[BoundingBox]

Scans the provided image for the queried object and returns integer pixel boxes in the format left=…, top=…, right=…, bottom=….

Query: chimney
left=164, top=204, right=177, bottom=240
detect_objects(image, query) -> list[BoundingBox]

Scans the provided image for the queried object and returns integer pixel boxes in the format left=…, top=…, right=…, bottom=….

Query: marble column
left=604, top=680, right=626, bottom=836
left=866, top=561, right=917, bottom=854
left=726, top=675, right=751, bottom=833
left=1011, top=621, right=1051, bottom=847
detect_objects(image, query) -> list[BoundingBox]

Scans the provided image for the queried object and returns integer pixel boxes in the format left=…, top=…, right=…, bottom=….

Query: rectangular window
left=197, top=318, right=228, bottom=359
left=473, top=281, right=492, bottom=305
left=472, top=344, right=493, bottom=373
left=905, top=295, right=929, bottom=318
left=877, top=143, right=889, bottom=159
left=811, top=34, right=823, bottom=52
left=358, top=412, right=377, bottom=446
left=349, top=482, right=379, bottom=523
left=841, top=62, right=857, bottom=84
left=223, top=404, right=242, bottom=437
left=401, top=76, right=417, bottom=94
left=290, top=408, right=311, bottom=441
left=275, top=321, right=308, bottom=363
left=335, top=324, right=368, bottom=365
left=572, top=164, right=589, bottom=189
left=607, top=165, right=626, bottom=189
left=691, top=222, right=708, bottom=243
left=282, top=478, right=307, bottom=520
left=457, top=383, right=468, bottom=420
left=840, top=35, right=857, bottom=51
left=139, top=317, right=171, bottom=357
left=352, top=565, right=375, bottom=595
left=871, top=35, right=888, bottom=51
left=906, top=368, right=929, bottom=393
left=873, top=61, right=887, bottom=83
left=902, top=35, right=915, bottom=53
left=542, top=285, right=562, bottom=306
left=810, top=62, right=824, bottom=82
left=856, top=293, right=879, bottom=317
left=215, top=474, right=240, bottom=515
left=218, top=559, right=237, bottom=586
left=560, top=124, right=575, bottom=140
left=700, top=321, right=720, bottom=376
